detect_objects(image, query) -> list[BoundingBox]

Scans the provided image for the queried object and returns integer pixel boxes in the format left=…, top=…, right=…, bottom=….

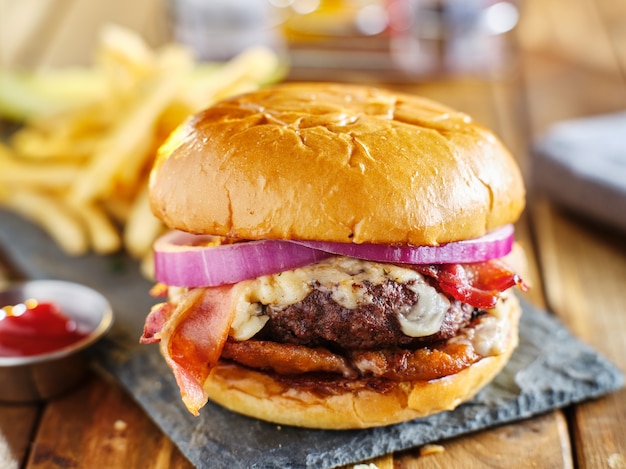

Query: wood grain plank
left=0, top=405, right=40, bottom=468
left=36, top=0, right=170, bottom=68
left=532, top=200, right=626, bottom=359
left=518, top=0, right=621, bottom=75
left=531, top=199, right=626, bottom=469
left=341, top=453, right=394, bottom=469
left=395, top=411, right=573, bottom=469
left=593, top=0, right=626, bottom=77
left=519, top=52, right=626, bottom=135
left=0, top=0, right=171, bottom=69
left=573, top=394, right=626, bottom=469
left=518, top=0, right=626, bottom=135
left=27, top=372, right=192, bottom=469
left=0, top=0, right=69, bottom=68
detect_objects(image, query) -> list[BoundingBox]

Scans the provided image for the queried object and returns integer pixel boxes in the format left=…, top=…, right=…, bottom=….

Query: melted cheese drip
left=449, top=296, right=510, bottom=356
left=229, top=257, right=450, bottom=340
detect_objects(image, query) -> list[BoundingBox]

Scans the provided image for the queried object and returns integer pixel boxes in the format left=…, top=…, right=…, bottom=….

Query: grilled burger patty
left=220, top=279, right=495, bottom=383
left=254, top=280, right=480, bottom=350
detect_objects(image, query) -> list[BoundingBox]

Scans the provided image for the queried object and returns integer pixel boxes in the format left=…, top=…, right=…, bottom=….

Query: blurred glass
left=169, top=0, right=521, bottom=79
left=170, top=0, right=285, bottom=61
left=275, top=0, right=389, bottom=40
left=389, top=0, right=521, bottom=76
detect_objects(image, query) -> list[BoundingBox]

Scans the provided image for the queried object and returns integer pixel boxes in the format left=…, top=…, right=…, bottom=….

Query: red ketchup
left=0, top=300, right=88, bottom=357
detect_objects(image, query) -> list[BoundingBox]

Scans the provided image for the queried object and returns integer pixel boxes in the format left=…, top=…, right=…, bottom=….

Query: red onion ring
left=289, top=224, right=515, bottom=265
left=154, top=225, right=515, bottom=287
left=153, top=231, right=333, bottom=287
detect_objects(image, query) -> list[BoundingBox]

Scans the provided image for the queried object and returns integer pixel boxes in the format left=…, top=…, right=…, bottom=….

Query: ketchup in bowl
left=0, top=299, right=88, bottom=357
left=0, top=280, right=113, bottom=403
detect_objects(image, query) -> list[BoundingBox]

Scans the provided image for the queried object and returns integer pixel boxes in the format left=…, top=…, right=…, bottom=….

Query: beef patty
left=254, top=280, right=479, bottom=350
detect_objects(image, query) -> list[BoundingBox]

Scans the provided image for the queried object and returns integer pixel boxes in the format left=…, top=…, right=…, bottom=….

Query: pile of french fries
left=0, top=25, right=283, bottom=277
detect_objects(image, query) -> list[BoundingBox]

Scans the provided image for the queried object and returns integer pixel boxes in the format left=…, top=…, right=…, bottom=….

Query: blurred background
left=1, top=0, right=623, bottom=102
left=0, top=0, right=537, bottom=79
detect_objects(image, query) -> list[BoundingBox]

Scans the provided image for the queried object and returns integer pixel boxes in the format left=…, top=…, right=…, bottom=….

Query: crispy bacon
left=221, top=339, right=357, bottom=378
left=221, top=338, right=481, bottom=382
left=350, top=342, right=480, bottom=381
left=140, top=302, right=173, bottom=344
left=414, top=259, right=528, bottom=309
left=156, top=285, right=237, bottom=415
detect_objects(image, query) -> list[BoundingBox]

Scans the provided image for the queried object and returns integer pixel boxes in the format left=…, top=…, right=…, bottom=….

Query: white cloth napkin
left=534, top=111, right=626, bottom=232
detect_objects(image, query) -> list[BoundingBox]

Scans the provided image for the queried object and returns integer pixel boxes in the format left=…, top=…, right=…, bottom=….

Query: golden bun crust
left=150, top=83, right=525, bottom=246
left=203, top=294, right=521, bottom=429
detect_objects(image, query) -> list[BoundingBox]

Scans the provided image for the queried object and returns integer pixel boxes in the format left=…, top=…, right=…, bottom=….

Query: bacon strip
left=140, top=302, right=172, bottom=344
left=221, top=339, right=357, bottom=378
left=351, top=342, right=480, bottom=381
left=157, top=285, right=237, bottom=415
left=414, top=259, right=528, bottom=309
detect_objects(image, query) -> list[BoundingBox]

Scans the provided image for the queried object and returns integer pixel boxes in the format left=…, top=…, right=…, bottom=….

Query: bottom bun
left=204, top=294, right=521, bottom=429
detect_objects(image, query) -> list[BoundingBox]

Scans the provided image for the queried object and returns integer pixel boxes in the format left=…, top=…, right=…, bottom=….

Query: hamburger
left=140, top=82, right=528, bottom=429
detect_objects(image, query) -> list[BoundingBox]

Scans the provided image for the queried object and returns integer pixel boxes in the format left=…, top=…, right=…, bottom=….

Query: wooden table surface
left=1, top=0, right=625, bottom=468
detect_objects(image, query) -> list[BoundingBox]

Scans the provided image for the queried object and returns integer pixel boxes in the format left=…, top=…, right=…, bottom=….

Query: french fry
left=180, top=46, right=282, bottom=111
left=0, top=24, right=284, bottom=274
left=96, top=23, right=158, bottom=96
left=66, top=199, right=122, bottom=255
left=0, top=187, right=88, bottom=255
left=101, top=197, right=132, bottom=225
left=123, top=182, right=164, bottom=259
left=11, top=105, right=109, bottom=161
left=69, top=45, right=193, bottom=203
left=140, top=250, right=155, bottom=281
left=11, top=127, right=92, bottom=160
left=0, top=142, right=80, bottom=188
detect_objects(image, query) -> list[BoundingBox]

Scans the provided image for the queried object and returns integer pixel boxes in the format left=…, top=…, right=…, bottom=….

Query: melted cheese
left=229, top=257, right=450, bottom=340
left=449, top=297, right=510, bottom=356
left=397, top=282, right=450, bottom=338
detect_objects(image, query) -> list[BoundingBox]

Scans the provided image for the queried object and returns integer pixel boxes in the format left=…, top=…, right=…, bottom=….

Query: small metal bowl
left=0, top=280, right=113, bottom=403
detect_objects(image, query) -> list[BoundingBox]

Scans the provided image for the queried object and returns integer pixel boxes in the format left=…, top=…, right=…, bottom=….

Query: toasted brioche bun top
left=150, top=82, right=525, bottom=245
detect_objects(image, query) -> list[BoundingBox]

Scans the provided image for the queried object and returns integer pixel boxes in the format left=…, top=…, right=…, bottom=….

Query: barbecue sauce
left=0, top=300, right=88, bottom=357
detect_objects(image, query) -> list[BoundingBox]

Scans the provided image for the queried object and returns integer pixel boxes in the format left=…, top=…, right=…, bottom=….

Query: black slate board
left=0, top=209, right=623, bottom=469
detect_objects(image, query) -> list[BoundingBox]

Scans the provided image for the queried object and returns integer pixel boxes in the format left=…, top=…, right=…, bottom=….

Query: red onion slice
left=154, top=225, right=514, bottom=287
left=153, top=231, right=333, bottom=287
left=290, top=224, right=515, bottom=265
